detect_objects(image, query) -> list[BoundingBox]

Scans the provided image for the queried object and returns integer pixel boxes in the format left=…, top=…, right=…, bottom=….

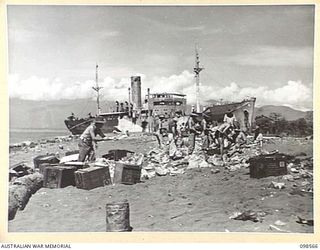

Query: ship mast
left=92, top=64, right=103, bottom=114
left=194, top=44, right=204, bottom=113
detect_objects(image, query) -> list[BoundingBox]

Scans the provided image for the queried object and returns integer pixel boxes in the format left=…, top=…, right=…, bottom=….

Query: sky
left=7, top=5, right=315, bottom=111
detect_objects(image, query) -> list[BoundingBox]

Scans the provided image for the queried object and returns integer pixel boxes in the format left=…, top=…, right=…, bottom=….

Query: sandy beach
left=8, top=134, right=313, bottom=233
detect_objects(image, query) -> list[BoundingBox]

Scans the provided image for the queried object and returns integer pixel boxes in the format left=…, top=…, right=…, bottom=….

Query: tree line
left=255, top=112, right=313, bottom=137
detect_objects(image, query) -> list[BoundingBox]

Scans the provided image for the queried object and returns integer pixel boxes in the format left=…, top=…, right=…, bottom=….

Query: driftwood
left=8, top=172, right=43, bottom=220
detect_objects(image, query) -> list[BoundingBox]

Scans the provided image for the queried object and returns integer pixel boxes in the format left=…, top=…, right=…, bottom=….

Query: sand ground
left=8, top=134, right=313, bottom=233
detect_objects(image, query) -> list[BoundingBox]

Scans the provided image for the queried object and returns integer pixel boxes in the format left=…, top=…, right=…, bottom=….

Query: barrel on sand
left=106, top=202, right=132, bottom=232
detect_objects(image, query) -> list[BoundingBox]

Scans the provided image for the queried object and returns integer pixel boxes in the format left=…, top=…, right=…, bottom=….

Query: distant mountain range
left=9, top=98, right=115, bottom=130
left=9, top=98, right=313, bottom=129
left=255, top=105, right=312, bottom=121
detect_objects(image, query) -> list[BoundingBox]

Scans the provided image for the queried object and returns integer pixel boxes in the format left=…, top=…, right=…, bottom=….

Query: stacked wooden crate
left=75, top=166, right=111, bottom=190
left=43, top=165, right=77, bottom=188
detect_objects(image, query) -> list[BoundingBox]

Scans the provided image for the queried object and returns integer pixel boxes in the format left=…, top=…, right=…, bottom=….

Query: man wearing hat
left=78, top=116, right=106, bottom=162
left=186, top=112, right=203, bottom=154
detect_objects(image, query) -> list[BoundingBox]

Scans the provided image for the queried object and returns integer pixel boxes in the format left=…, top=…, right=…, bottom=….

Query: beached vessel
left=203, top=97, right=256, bottom=131
left=64, top=65, right=127, bottom=135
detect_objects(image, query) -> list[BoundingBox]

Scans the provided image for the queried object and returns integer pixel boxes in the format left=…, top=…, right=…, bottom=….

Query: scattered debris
left=226, top=164, right=242, bottom=172
left=290, top=167, right=299, bottom=173
left=229, top=210, right=262, bottom=223
left=155, top=166, right=169, bottom=176
left=210, top=168, right=220, bottom=174
left=9, top=162, right=33, bottom=181
left=60, top=154, right=79, bottom=163
left=10, top=135, right=78, bottom=152
left=270, top=181, right=286, bottom=189
left=8, top=125, right=314, bottom=232
left=269, top=224, right=291, bottom=233
left=282, top=174, right=294, bottom=182
left=296, top=216, right=314, bottom=226
left=274, top=220, right=286, bottom=226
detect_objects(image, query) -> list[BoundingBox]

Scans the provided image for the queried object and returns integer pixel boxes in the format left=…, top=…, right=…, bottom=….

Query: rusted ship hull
left=203, top=98, right=256, bottom=131
left=64, top=113, right=126, bottom=135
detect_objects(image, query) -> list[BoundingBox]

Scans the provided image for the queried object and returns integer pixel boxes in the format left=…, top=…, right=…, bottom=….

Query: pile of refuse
left=11, top=135, right=313, bottom=186
left=139, top=138, right=265, bottom=179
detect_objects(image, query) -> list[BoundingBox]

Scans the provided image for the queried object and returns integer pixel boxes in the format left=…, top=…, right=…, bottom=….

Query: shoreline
left=9, top=135, right=78, bottom=150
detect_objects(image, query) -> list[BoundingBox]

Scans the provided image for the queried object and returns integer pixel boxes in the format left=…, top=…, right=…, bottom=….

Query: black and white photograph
left=6, top=4, right=315, bottom=235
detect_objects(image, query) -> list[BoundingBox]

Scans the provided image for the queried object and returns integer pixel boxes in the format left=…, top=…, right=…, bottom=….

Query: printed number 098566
left=300, top=244, right=318, bottom=248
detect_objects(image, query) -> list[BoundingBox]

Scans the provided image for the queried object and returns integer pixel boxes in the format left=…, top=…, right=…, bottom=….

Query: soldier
left=78, top=117, right=106, bottom=162
left=186, top=113, right=203, bottom=154
left=125, top=101, right=129, bottom=113
left=115, top=101, right=119, bottom=112
left=223, top=110, right=237, bottom=128
left=120, top=102, right=124, bottom=112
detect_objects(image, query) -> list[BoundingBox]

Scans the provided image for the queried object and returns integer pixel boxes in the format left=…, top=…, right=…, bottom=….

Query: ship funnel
left=131, top=76, right=142, bottom=110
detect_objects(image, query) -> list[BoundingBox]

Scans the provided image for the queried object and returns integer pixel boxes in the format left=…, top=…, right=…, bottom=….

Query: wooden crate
left=33, top=154, right=59, bottom=169
left=249, top=153, right=288, bottom=178
left=61, top=161, right=89, bottom=170
left=75, top=166, right=111, bottom=190
left=65, top=150, right=79, bottom=156
left=39, top=163, right=59, bottom=175
left=43, top=166, right=77, bottom=188
left=113, top=163, right=141, bottom=185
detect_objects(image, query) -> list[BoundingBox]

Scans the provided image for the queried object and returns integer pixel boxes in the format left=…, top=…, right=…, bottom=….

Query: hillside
left=9, top=98, right=115, bottom=129
left=255, top=105, right=311, bottom=121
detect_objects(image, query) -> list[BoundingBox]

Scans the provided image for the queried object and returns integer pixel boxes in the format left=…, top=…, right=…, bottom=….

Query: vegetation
left=255, top=112, right=313, bottom=137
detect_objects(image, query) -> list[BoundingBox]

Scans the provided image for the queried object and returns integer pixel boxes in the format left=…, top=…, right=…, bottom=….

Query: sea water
left=9, top=128, right=70, bottom=144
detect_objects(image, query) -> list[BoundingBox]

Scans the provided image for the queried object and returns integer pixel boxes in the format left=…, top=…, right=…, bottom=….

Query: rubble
left=274, top=220, right=286, bottom=226
left=269, top=224, right=290, bottom=233
left=296, top=216, right=314, bottom=226
left=207, top=155, right=224, bottom=167
left=210, top=168, right=220, bottom=174
left=282, top=174, right=294, bottom=182
left=9, top=162, right=34, bottom=181
left=270, top=181, right=285, bottom=189
left=9, top=135, right=79, bottom=152
left=229, top=210, right=263, bottom=223
left=155, top=166, right=169, bottom=176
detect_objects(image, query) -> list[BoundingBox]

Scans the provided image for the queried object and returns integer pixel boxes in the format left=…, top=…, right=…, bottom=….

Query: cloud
left=8, top=71, right=312, bottom=111
left=225, top=46, right=313, bottom=67
left=181, top=25, right=206, bottom=31
left=8, top=74, right=127, bottom=101
left=144, top=70, right=194, bottom=93
left=8, top=28, right=50, bottom=43
left=96, top=30, right=121, bottom=39
left=191, top=80, right=312, bottom=111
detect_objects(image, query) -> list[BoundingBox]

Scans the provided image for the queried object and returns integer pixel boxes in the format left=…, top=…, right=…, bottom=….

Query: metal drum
left=106, top=202, right=132, bottom=232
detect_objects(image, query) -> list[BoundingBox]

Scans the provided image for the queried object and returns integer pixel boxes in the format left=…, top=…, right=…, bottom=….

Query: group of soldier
left=149, top=110, right=250, bottom=159
left=77, top=107, right=255, bottom=162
